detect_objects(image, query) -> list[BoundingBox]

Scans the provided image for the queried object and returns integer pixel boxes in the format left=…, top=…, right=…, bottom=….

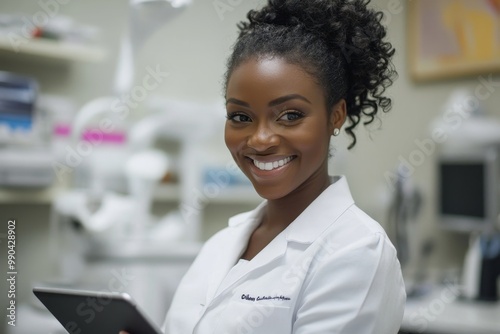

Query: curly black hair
left=224, top=0, right=397, bottom=149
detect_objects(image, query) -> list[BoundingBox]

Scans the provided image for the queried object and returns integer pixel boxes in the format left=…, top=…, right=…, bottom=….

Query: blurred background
left=0, top=0, right=500, bottom=333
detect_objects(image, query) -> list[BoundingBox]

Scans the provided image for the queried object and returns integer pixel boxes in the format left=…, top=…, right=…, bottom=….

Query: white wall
left=1, top=1, right=500, bottom=328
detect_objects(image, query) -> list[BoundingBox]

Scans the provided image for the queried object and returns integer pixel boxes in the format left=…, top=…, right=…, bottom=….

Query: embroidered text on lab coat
left=241, top=294, right=291, bottom=302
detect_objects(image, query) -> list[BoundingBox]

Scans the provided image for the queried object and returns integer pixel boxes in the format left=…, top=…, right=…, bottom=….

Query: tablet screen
left=33, top=287, right=163, bottom=334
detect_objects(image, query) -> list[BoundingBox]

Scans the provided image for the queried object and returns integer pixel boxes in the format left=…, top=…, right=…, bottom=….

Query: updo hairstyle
left=224, top=0, right=397, bottom=149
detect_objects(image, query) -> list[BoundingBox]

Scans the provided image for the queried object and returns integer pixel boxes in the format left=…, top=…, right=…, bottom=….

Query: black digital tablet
left=33, top=287, right=163, bottom=334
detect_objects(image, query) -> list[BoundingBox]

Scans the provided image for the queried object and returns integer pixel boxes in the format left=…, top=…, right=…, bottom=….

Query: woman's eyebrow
left=268, top=94, right=311, bottom=107
left=226, top=98, right=250, bottom=107
left=226, top=94, right=311, bottom=107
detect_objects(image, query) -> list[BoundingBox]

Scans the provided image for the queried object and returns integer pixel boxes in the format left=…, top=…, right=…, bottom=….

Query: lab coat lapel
left=285, top=175, right=355, bottom=244
left=206, top=176, right=354, bottom=302
left=215, top=230, right=289, bottom=298
left=235, top=177, right=353, bottom=283
left=246, top=231, right=288, bottom=270
left=204, top=202, right=266, bottom=304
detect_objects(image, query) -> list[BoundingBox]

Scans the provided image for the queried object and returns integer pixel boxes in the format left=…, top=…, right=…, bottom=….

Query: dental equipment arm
left=129, top=96, right=225, bottom=241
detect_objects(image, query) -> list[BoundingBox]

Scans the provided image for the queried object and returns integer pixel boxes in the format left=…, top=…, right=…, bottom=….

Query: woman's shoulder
left=341, top=204, right=389, bottom=238
left=313, top=203, right=397, bottom=260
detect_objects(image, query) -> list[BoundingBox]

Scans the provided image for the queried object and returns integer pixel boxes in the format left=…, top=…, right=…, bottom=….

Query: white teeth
left=253, top=156, right=293, bottom=171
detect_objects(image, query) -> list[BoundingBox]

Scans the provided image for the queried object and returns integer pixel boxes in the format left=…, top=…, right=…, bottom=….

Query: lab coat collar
left=207, top=176, right=354, bottom=304
left=228, top=175, right=355, bottom=243
left=205, top=205, right=265, bottom=304
left=285, top=175, right=355, bottom=244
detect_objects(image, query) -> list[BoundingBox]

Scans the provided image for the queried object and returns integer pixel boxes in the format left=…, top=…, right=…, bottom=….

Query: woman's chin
left=251, top=183, right=292, bottom=201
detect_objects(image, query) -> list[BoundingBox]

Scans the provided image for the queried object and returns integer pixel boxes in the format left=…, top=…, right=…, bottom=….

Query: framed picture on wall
left=408, top=0, right=500, bottom=81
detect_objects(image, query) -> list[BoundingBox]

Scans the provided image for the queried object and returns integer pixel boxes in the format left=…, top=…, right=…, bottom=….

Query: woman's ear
left=329, top=99, right=347, bottom=135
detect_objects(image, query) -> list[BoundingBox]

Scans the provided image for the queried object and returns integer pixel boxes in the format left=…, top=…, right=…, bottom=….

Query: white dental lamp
left=128, top=96, right=225, bottom=241
left=73, top=0, right=192, bottom=135
left=63, top=0, right=198, bottom=241
left=116, top=0, right=225, bottom=242
left=114, top=0, right=192, bottom=96
left=66, top=0, right=227, bottom=243
left=72, top=0, right=193, bottom=152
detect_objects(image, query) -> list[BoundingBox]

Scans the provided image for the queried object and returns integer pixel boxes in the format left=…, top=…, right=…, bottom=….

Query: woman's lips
left=252, top=156, right=295, bottom=171
left=244, top=155, right=297, bottom=178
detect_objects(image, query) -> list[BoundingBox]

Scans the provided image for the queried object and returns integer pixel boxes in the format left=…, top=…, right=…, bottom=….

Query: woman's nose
left=247, top=123, right=280, bottom=151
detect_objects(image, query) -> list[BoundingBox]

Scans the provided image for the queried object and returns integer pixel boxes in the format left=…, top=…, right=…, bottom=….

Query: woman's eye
left=227, top=113, right=252, bottom=123
left=278, top=111, right=303, bottom=121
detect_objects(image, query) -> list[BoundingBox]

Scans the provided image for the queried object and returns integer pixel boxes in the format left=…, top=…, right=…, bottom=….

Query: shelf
left=0, top=181, right=69, bottom=205
left=153, top=184, right=262, bottom=204
left=0, top=179, right=69, bottom=205
left=0, top=35, right=106, bottom=62
left=0, top=183, right=261, bottom=205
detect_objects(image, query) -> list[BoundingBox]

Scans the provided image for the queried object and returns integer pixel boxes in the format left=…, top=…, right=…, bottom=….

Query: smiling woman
left=153, top=0, right=405, bottom=334
left=225, top=57, right=341, bottom=203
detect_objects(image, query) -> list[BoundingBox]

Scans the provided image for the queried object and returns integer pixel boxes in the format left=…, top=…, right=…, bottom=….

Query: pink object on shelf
left=53, top=125, right=126, bottom=144
left=54, top=124, right=71, bottom=137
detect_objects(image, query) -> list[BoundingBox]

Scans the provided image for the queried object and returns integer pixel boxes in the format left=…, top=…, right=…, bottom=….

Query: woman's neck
left=261, top=169, right=331, bottom=232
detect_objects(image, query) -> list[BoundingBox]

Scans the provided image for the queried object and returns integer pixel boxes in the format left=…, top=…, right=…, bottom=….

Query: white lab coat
left=162, top=175, right=406, bottom=334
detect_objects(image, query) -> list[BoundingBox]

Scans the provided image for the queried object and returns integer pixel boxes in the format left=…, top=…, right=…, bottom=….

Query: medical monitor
left=438, top=147, right=500, bottom=233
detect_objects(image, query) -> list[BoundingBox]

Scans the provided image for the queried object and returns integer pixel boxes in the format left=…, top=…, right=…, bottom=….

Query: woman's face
left=225, top=56, right=345, bottom=200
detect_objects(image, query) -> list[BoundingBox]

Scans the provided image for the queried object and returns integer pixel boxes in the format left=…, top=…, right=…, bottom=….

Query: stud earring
left=333, top=128, right=340, bottom=136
